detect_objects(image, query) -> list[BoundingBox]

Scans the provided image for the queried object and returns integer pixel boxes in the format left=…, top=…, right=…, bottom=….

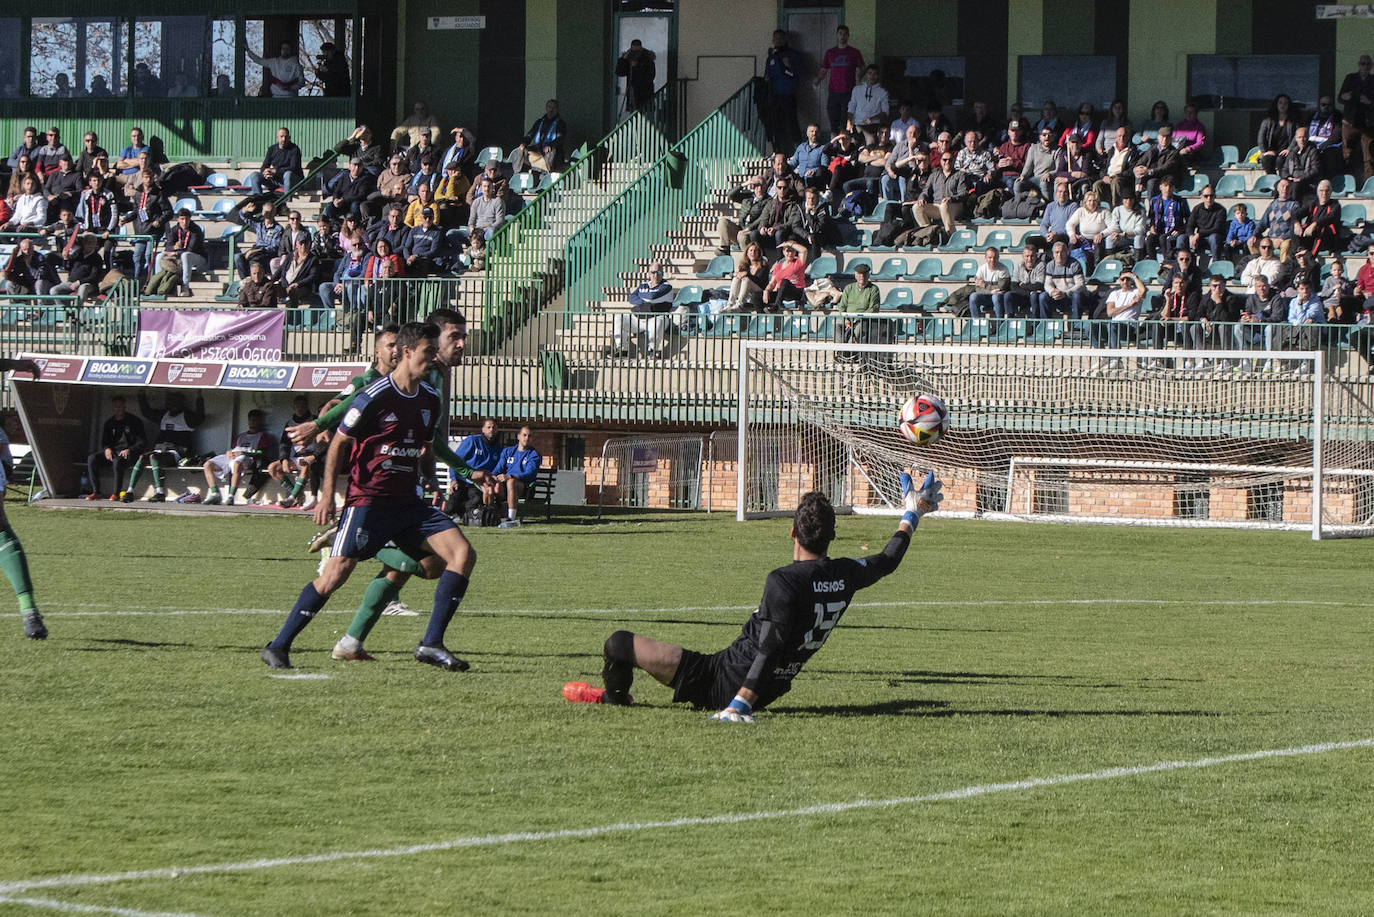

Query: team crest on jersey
left=421, top=409, right=431, bottom=426
left=382, top=412, right=399, bottom=423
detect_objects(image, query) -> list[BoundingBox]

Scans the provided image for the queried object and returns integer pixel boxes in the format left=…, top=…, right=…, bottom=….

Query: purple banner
left=135, top=310, right=284, bottom=362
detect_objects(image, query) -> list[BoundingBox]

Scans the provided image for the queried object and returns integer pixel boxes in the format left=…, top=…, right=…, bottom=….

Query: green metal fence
left=562, top=82, right=765, bottom=316
left=479, top=85, right=676, bottom=347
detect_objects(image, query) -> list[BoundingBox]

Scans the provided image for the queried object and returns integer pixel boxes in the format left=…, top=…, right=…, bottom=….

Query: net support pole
left=1311, top=348, right=1325, bottom=541
left=736, top=339, right=750, bottom=521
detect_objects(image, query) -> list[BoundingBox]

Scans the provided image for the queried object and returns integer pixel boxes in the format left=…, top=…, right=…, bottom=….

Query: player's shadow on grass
left=74, top=637, right=196, bottom=650
left=781, top=699, right=1218, bottom=718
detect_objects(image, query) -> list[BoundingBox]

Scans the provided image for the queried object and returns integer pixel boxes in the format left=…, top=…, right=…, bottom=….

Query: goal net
left=736, top=339, right=1374, bottom=539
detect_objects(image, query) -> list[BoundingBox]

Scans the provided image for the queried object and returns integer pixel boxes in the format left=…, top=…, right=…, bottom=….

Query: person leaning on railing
left=145, top=209, right=206, bottom=297
left=50, top=231, right=104, bottom=314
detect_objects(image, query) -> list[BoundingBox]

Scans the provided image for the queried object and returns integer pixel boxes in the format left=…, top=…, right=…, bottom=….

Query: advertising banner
left=136, top=310, right=284, bottom=361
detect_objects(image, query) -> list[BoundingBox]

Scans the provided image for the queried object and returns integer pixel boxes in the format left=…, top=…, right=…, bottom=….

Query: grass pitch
left=1, top=500, right=1371, bottom=915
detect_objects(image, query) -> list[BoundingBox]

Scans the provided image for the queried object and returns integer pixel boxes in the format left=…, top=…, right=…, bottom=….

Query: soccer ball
left=898, top=393, right=950, bottom=446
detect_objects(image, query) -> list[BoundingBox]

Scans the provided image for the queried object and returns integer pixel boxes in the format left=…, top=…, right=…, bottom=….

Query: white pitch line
left=34, top=597, right=1368, bottom=619
left=1, top=738, right=1368, bottom=898
left=0, top=895, right=207, bottom=917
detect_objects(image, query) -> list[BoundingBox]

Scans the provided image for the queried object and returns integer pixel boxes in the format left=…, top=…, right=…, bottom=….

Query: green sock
left=0, top=524, right=37, bottom=613
left=288, top=476, right=306, bottom=498
left=346, top=575, right=403, bottom=641
left=150, top=463, right=163, bottom=489
left=374, top=547, right=424, bottom=575
left=126, top=460, right=144, bottom=492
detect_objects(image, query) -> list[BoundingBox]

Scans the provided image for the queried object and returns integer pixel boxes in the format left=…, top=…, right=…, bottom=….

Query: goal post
left=736, top=338, right=1374, bottom=540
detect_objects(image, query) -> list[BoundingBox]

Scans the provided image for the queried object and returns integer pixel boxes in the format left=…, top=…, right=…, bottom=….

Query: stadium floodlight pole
left=1312, top=347, right=1325, bottom=542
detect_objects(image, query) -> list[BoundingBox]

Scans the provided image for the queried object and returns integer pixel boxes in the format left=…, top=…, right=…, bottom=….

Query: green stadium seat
left=1088, top=260, right=1123, bottom=284
left=672, top=285, right=703, bottom=309
left=917, top=287, right=950, bottom=312
left=871, top=257, right=907, bottom=280
left=1218, top=145, right=1239, bottom=168
left=809, top=253, right=839, bottom=280
left=1132, top=259, right=1160, bottom=284
left=1330, top=174, right=1355, bottom=196
left=1238, top=145, right=1261, bottom=168
left=937, top=258, right=979, bottom=282
left=477, top=146, right=504, bottom=166
left=1357, top=177, right=1374, bottom=198
left=984, top=229, right=1014, bottom=251
left=1208, top=261, right=1236, bottom=280
left=509, top=173, right=536, bottom=194
left=1015, top=229, right=1046, bottom=249
left=907, top=257, right=943, bottom=282
left=695, top=254, right=734, bottom=279
left=880, top=288, right=914, bottom=311
left=1243, top=174, right=1278, bottom=197
left=1213, top=174, right=1246, bottom=198
left=1179, top=173, right=1210, bottom=197
left=839, top=256, right=872, bottom=278
left=1343, top=202, right=1366, bottom=226
left=938, top=229, right=979, bottom=252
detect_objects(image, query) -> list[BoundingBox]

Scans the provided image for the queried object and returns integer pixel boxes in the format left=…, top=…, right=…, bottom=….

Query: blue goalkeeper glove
left=900, top=471, right=943, bottom=529
left=709, top=695, right=756, bottom=723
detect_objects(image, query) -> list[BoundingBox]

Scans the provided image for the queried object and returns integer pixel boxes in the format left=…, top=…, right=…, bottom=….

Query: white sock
left=220, top=485, right=229, bottom=500
left=336, top=634, right=361, bottom=652
left=507, top=509, right=517, bottom=520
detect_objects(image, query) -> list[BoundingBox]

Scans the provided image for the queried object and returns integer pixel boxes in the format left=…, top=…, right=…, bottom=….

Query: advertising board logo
left=81, top=360, right=154, bottom=385
left=222, top=364, right=295, bottom=390
left=312, top=368, right=329, bottom=386
left=168, top=364, right=183, bottom=383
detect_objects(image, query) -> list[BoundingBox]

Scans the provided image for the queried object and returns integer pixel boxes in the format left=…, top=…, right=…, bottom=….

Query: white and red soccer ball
left=898, top=393, right=949, bottom=446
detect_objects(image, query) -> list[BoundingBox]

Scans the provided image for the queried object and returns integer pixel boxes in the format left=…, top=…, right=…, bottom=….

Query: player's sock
left=270, top=583, right=327, bottom=650
left=126, top=460, right=144, bottom=493
left=421, top=570, right=468, bottom=646
left=374, top=547, right=425, bottom=575
left=507, top=508, right=516, bottom=520
left=150, top=464, right=163, bottom=491
left=0, top=524, right=37, bottom=613
left=346, top=574, right=401, bottom=642
left=602, top=630, right=636, bottom=701
left=288, top=476, right=306, bottom=498
left=220, top=485, right=230, bottom=501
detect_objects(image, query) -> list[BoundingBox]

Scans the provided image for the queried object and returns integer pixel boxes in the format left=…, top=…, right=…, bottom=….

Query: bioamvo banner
left=135, top=310, right=284, bottom=361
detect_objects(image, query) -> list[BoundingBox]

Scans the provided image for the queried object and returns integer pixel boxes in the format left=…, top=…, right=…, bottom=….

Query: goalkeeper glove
left=900, top=471, right=944, bottom=529
left=709, top=695, right=756, bottom=724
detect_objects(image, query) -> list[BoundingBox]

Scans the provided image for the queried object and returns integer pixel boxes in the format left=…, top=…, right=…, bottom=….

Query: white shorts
left=206, top=454, right=246, bottom=481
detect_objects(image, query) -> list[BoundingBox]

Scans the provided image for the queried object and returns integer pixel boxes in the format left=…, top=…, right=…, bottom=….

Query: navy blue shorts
left=331, top=502, right=457, bottom=561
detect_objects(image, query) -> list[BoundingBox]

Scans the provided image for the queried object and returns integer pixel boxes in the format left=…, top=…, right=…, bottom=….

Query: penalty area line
left=0, top=893, right=208, bottom=916
left=1, top=737, right=1369, bottom=897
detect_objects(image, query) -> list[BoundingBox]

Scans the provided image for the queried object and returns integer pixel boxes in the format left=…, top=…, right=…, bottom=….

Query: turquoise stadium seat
left=840, top=256, right=873, bottom=278
left=1357, top=177, right=1374, bottom=198
left=809, top=253, right=839, bottom=279
left=871, top=256, right=907, bottom=280
left=938, top=228, right=979, bottom=252
left=1180, top=173, right=1210, bottom=197
left=1244, top=174, right=1278, bottom=197
left=881, top=288, right=914, bottom=312
left=937, top=258, right=979, bottom=282
left=477, top=146, right=504, bottom=166
left=1219, top=145, right=1239, bottom=168
left=1088, top=260, right=1123, bottom=284
left=1239, top=145, right=1261, bottom=168
left=1213, top=174, right=1246, bottom=198
left=672, top=285, right=703, bottom=309
left=1015, top=229, right=1046, bottom=249
left=918, top=287, right=950, bottom=312
left=1330, top=174, right=1355, bottom=196
left=1208, top=261, right=1236, bottom=280
left=984, top=229, right=1014, bottom=250
left=907, top=257, right=943, bottom=281
left=1132, top=259, right=1160, bottom=283
left=695, top=254, right=735, bottom=279
left=1343, top=202, right=1367, bottom=226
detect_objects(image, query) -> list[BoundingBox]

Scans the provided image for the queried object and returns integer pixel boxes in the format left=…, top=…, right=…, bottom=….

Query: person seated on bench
left=201, top=409, right=273, bottom=505
left=122, top=391, right=205, bottom=502
left=492, top=425, right=542, bottom=529
left=448, top=418, right=502, bottom=524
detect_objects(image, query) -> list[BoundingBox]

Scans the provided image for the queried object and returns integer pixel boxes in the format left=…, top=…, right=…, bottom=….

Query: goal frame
left=735, top=338, right=1358, bottom=540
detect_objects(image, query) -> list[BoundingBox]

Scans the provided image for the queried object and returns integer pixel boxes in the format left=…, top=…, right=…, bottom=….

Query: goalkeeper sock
left=0, top=524, right=37, bottom=613
left=346, top=575, right=402, bottom=642
left=603, top=630, right=636, bottom=696
left=270, top=583, right=327, bottom=650
left=421, top=570, right=468, bottom=647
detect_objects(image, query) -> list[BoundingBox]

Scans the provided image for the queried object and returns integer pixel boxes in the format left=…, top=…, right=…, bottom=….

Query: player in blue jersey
left=564, top=473, right=943, bottom=720
left=261, top=322, right=476, bottom=671
left=0, top=358, right=44, bottom=638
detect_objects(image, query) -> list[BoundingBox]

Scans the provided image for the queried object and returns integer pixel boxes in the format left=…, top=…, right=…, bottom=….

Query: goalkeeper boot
left=414, top=643, right=469, bottom=672
left=562, top=682, right=632, bottom=705
left=23, top=611, right=47, bottom=640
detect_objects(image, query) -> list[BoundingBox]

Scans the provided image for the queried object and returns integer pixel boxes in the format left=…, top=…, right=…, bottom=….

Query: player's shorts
left=205, top=454, right=243, bottom=481
left=331, top=502, right=456, bottom=561
left=670, top=649, right=751, bottom=711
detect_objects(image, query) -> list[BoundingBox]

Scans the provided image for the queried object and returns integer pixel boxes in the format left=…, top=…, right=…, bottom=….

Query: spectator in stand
left=1095, top=100, right=1131, bottom=156
left=238, top=259, right=278, bottom=309
left=1104, top=190, right=1147, bottom=260
left=402, top=206, right=443, bottom=276
left=1285, top=248, right=1320, bottom=299
left=1320, top=258, right=1355, bottom=324
left=914, top=148, right=970, bottom=235
left=1276, top=278, right=1325, bottom=354
left=1252, top=177, right=1301, bottom=261
left=323, top=157, right=376, bottom=222
left=51, top=232, right=104, bottom=309
left=75, top=171, right=118, bottom=262
left=1257, top=94, right=1296, bottom=175
left=723, top=242, right=770, bottom=313
left=882, top=123, right=923, bottom=201
left=994, top=119, right=1030, bottom=192
left=513, top=99, right=567, bottom=175
left=493, top=426, right=541, bottom=528
left=2, top=238, right=50, bottom=296
left=74, top=132, right=109, bottom=178
left=332, top=125, right=386, bottom=181
left=1091, top=271, right=1146, bottom=354
left=955, top=129, right=996, bottom=192
left=357, top=237, right=403, bottom=336
left=3, top=174, right=46, bottom=232
left=1033, top=100, right=1062, bottom=139
left=1059, top=103, right=1097, bottom=150
left=1339, top=55, right=1374, bottom=179
left=1308, top=95, right=1343, bottom=179
left=1037, top=239, right=1088, bottom=321
left=43, top=154, right=82, bottom=223
left=404, top=130, right=440, bottom=176
left=1065, top=189, right=1109, bottom=273
left=7, top=126, right=40, bottom=171
left=442, top=126, right=479, bottom=179
left=466, top=175, right=506, bottom=261
left=1234, top=276, right=1281, bottom=353
left=764, top=30, right=805, bottom=153
left=404, top=182, right=438, bottom=227
left=612, top=263, right=674, bottom=358
left=146, top=209, right=207, bottom=297
left=839, top=135, right=893, bottom=208
left=273, top=236, right=321, bottom=314
left=1052, top=134, right=1096, bottom=197
left=1039, top=179, right=1078, bottom=245
left=888, top=101, right=919, bottom=145
left=1297, top=180, right=1342, bottom=257
left=617, top=40, right=657, bottom=114
left=391, top=101, right=442, bottom=149
left=1134, top=124, right=1185, bottom=202
left=406, top=156, right=440, bottom=201
left=1240, top=238, right=1288, bottom=293
left=1280, top=126, right=1322, bottom=206
left=274, top=211, right=312, bottom=274
left=1018, top=124, right=1058, bottom=196
left=7, top=153, right=40, bottom=198
left=1173, top=104, right=1207, bottom=164
left=33, top=127, right=68, bottom=179
left=1137, top=101, right=1171, bottom=143
left=247, top=127, right=302, bottom=198
left=762, top=240, right=808, bottom=312
left=1223, top=203, right=1256, bottom=265
left=1093, top=126, right=1139, bottom=207
left=114, top=128, right=149, bottom=187
left=123, top=173, right=169, bottom=286
left=366, top=153, right=411, bottom=223
left=920, top=101, right=953, bottom=147
left=245, top=40, right=303, bottom=97
left=961, top=100, right=1000, bottom=146
left=816, top=25, right=865, bottom=135
left=1142, top=272, right=1195, bottom=362
left=1006, top=243, right=1045, bottom=318
left=86, top=395, right=147, bottom=500
left=435, top=160, right=471, bottom=228
left=794, top=186, right=837, bottom=264
left=747, top=177, right=802, bottom=256
left=1197, top=274, right=1240, bottom=353
left=823, top=130, right=863, bottom=200
left=234, top=200, right=285, bottom=280
left=1145, top=176, right=1189, bottom=260
left=1185, top=185, right=1227, bottom=266
left=969, top=247, right=1011, bottom=322
left=315, top=41, right=351, bottom=98
left=789, top=124, right=830, bottom=191
left=847, top=65, right=890, bottom=147
left=1355, top=244, right=1374, bottom=314
left=365, top=204, right=410, bottom=255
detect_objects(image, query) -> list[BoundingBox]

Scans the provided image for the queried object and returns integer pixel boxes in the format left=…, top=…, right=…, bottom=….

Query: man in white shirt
left=245, top=40, right=303, bottom=97
left=847, top=66, right=890, bottom=145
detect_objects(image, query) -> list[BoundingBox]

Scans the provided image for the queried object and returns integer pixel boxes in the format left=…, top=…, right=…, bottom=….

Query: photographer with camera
left=315, top=42, right=351, bottom=98
left=615, top=40, right=656, bottom=113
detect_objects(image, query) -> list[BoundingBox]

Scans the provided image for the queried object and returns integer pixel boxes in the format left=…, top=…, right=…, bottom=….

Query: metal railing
left=562, top=81, right=766, bottom=316
left=480, top=84, right=677, bottom=347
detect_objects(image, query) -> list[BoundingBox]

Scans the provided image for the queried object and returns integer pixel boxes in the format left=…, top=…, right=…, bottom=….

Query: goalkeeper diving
left=563, top=471, right=943, bottom=721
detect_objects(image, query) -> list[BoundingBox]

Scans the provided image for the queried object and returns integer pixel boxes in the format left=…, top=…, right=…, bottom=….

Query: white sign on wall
left=428, top=16, right=487, bottom=30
